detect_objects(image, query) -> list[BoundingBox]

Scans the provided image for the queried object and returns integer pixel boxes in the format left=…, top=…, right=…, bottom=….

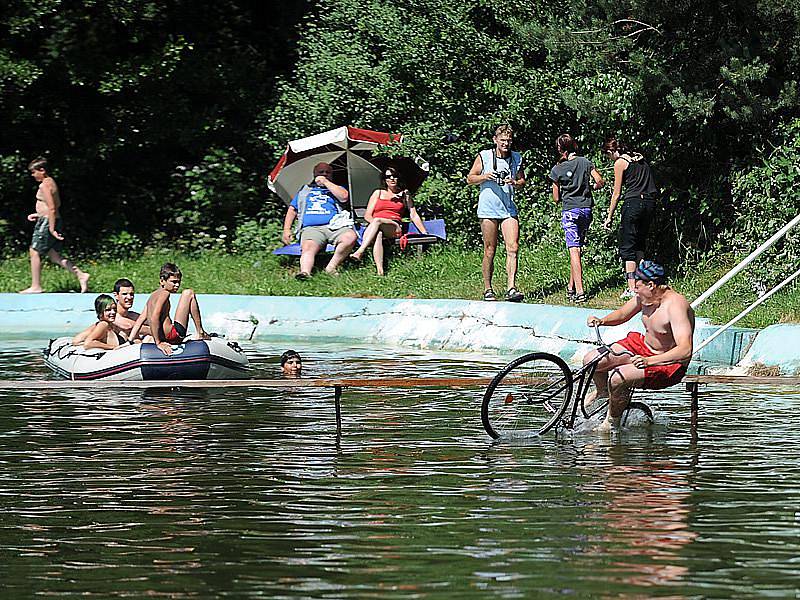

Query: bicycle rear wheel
left=622, top=400, right=654, bottom=425
left=481, top=353, right=574, bottom=439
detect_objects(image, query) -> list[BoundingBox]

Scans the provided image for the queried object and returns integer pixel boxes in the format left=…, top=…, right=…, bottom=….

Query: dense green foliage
left=0, top=0, right=306, bottom=251
left=1, top=0, right=798, bottom=292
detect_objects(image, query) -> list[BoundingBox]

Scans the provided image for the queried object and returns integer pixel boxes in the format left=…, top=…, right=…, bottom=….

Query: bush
left=97, top=230, right=143, bottom=260
left=727, top=118, right=800, bottom=290
left=166, top=147, right=262, bottom=250
left=231, top=219, right=283, bottom=254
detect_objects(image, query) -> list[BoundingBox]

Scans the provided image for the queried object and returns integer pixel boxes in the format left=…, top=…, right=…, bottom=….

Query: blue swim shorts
left=561, top=208, right=593, bottom=249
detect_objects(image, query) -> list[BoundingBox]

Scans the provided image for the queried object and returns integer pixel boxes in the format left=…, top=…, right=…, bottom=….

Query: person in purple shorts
left=550, top=134, right=604, bottom=303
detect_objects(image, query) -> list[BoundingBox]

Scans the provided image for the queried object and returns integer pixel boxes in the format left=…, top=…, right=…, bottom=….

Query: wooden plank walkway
left=0, top=374, right=796, bottom=391
left=0, top=377, right=495, bottom=390
left=0, top=374, right=794, bottom=435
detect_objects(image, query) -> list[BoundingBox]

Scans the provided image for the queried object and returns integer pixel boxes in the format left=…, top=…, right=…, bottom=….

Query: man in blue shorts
left=550, top=134, right=604, bottom=303
left=281, top=162, right=357, bottom=279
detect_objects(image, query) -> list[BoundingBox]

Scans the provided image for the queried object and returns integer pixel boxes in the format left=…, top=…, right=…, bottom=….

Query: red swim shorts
left=165, top=325, right=182, bottom=344
left=615, top=332, right=687, bottom=390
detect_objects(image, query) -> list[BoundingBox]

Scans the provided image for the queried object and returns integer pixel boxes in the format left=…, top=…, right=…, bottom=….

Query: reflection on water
left=1, top=340, right=799, bottom=598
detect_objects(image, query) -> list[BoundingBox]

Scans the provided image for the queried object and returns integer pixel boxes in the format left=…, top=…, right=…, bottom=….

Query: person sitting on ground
left=550, top=134, right=604, bottom=303
left=281, top=350, right=303, bottom=377
left=281, top=161, right=357, bottom=280
left=583, top=260, right=695, bottom=431
left=349, top=165, right=428, bottom=276
left=19, top=157, right=90, bottom=294
left=129, top=262, right=210, bottom=356
left=466, top=124, right=526, bottom=302
left=80, top=294, right=131, bottom=350
left=602, top=137, right=660, bottom=299
left=73, top=277, right=151, bottom=344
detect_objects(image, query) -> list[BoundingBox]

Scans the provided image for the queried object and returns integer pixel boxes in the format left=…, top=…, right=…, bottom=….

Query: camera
left=493, top=169, right=510, bottom=184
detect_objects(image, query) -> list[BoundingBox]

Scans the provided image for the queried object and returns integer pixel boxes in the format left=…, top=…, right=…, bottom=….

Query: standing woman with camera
left=466, top=124, right=526, bottom=302
left=601, top=137, right=659, bottom=299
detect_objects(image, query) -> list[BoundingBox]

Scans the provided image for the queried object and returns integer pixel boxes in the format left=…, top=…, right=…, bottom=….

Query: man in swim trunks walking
left=130, top=263, right=209, bottom=355
left=19, top=157, right=90, bottom=294
left=584, top=260, right=695, bottom=431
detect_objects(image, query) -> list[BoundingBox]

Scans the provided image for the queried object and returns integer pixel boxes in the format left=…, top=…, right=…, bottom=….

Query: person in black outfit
left=602, top=138, right=659, bottom=299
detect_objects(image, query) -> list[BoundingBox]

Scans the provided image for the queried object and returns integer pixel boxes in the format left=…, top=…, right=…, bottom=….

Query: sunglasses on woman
left=383, top=173, right=398, bottom=180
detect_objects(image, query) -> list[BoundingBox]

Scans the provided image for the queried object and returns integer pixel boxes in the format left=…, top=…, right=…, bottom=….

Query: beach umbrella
left=267, top=126, right=429, bottom=215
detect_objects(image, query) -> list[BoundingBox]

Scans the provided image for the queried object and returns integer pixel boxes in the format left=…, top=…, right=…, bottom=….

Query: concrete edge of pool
left=0, top=293, right=797, bottom=375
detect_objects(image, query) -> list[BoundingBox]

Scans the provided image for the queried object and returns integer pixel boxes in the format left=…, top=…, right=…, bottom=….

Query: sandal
left=566, top=288, right=576, bottom=301
left=504, top=287, right=524, bottom=302
left=573, top=293, right=587, bottom=304
left=295, top=271, right=310, bottom=281
left=483, top=289, right=497, bottom=301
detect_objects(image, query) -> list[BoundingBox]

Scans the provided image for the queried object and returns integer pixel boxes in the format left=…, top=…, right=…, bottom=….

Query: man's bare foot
left=596, top=415, right=620, bottom=433
left=349, top=252, right=363, bottom=262
left=18, top=286, right=43, bottom=294
left=78, top=272, right=90, bottom=293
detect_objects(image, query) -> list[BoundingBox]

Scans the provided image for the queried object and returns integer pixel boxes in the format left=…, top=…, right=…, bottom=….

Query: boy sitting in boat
left=80, top=294, right=131, bottom=350
left=129, top=262, right=210, bottom=355
left=73, top=278, right=150, bottom=344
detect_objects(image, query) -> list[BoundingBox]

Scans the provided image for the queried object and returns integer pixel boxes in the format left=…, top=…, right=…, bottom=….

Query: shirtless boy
left=73, top=278, right=150, bottom=344
left=583, top=260, right=695, bottom=431
left=129, top=263, right=209, bottom=355
left=19, top=157, right=90, bottom=294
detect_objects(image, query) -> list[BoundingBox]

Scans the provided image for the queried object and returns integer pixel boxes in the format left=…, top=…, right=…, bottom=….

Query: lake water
left=1, top=339, right=799, bottom=598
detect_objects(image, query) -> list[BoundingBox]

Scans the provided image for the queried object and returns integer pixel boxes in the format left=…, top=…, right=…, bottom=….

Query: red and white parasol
left=267, top=126, right=429, bottom=215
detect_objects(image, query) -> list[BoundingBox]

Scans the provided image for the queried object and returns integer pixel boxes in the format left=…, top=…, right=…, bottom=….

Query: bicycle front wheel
left=481, top=353, right=574, bottom=439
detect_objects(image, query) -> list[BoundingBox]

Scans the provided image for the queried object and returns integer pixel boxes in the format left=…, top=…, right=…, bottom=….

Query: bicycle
left=481, top=324, right=654, bottom=439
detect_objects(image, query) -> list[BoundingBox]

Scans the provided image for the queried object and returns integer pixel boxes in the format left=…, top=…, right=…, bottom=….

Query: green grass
left=1, top=245, right=797, bottom=328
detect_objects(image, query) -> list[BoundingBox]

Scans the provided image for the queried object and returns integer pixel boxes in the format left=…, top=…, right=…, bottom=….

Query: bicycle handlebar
left=592, top=322, right=634, bottom=357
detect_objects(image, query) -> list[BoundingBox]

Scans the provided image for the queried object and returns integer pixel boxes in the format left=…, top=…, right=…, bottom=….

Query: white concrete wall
left=1, top=293, right=793, bottom=373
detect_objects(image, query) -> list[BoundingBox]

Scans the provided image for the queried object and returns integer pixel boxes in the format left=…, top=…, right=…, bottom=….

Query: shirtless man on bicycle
left=584, top=260, right=695, bottom=431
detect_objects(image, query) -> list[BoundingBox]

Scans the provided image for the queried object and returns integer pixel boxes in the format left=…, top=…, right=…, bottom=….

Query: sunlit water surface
left=1, top=339, right=799, bottom=598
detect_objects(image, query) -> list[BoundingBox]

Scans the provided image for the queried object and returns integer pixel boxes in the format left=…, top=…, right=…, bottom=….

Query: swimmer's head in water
left=281, top=350, right=302, bottom=376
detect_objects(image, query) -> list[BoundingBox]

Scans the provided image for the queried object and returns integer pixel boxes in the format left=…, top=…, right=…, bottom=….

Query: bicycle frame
left=481, top=324, right=653, bottom=439
left=556, top=324, right=646, bottom=432
left=557, top=341, right=612, bottom=431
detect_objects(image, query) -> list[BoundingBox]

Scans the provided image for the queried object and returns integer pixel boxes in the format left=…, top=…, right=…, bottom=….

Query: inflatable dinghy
left=43, top=337, right=249, bottom=381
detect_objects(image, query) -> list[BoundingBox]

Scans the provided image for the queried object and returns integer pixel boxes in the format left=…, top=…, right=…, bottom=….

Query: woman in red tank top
left=350, top=166, right=428, bottom=275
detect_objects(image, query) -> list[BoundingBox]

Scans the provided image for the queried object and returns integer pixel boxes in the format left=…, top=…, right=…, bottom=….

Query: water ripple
left=1, top=339, right=798, bottom=597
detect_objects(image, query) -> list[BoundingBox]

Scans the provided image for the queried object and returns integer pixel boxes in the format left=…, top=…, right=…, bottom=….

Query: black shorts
left=618, top=198, right=655, bottom=261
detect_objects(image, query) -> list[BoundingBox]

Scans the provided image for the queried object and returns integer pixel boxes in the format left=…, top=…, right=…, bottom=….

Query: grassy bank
left=0, top=245, right=797, bottom=328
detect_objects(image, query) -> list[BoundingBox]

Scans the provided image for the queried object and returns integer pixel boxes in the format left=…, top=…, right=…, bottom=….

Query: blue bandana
left=634, top=260, right=666, bottom=284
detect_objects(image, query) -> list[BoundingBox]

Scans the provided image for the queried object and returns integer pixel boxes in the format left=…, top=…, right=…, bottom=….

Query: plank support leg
left=334, top=385, right=342, bottom=436
left=687, top=382, right=699, bottom=433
